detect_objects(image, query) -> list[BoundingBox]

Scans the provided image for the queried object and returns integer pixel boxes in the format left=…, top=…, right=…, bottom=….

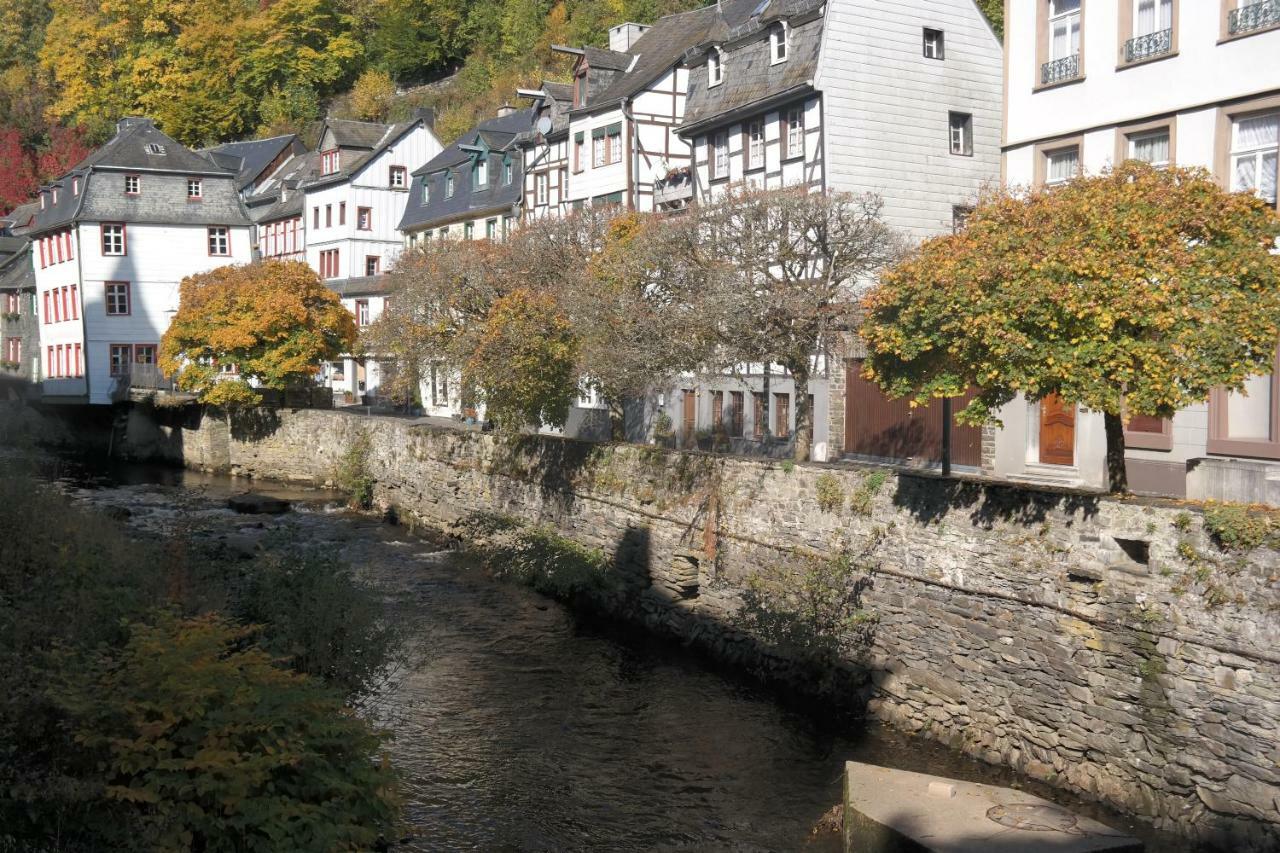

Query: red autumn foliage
left=0, top=124, right=92, bottom=217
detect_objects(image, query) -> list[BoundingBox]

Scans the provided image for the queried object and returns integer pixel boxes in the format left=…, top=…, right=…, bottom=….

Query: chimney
left=496, top=103, right=515, bottom=118
left=116, top=116, right=155, bottom=135
left=608, top=22, right=650, bottom=52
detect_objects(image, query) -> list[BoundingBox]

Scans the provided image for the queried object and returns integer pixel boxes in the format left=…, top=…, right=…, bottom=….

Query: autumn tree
left=861, top=162, right=1280, bottom=492
left=160, top=261, right=356, bottom=407
left=694, top=186, right=900, bottom=461
left=467, top=287, right=580, bottom=431
left=350, top=68, right=397, bottom=122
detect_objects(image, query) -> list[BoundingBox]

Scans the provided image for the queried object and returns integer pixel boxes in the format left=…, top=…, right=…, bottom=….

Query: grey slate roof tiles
left=201, top=134, right=300, bottom=191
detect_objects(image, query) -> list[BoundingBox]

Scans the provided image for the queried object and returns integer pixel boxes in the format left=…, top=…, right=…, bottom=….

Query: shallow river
left=56, top=459, right=1188, bottom=853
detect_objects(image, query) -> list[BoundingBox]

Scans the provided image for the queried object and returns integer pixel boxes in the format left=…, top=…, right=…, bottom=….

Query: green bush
left=1201, top=502, right=1273, bottom=552
left=814, top=472, right=844, bottom=513
left=849, top=470, right=889, bottom=516
left=333, top=429, right=376, bottom=509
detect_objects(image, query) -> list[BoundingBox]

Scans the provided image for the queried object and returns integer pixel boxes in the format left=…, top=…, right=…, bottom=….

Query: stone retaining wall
left=160, top=407, right=1279, bottom=851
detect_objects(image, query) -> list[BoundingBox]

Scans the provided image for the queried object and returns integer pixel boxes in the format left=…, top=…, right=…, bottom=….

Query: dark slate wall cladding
left=158, top=408, right=1280, bottom=852
left=84, top=171, right=249, bottom=226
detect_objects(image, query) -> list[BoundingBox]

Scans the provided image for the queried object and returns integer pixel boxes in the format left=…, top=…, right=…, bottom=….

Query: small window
left=949, top=112, right=973, bottom=156
left=101, top=224, right=125, bottom=256
left=536, top=172, right=548, bottom=205
left=124, top=175, right=140, bottom=195
left=51, top=188, right=58, bottom=204
left=389, top=165, right=407, bottom=188
left=105, top=281, right=130, bottom=316
left=503, top=158, right=513, bottom=185
left=357, top=207, right=372, bottom=230
left=355, top=299, right=370, bottom=326
left=72, top=176, right=80, bottom=195
left=784, top=106, right=805, bottom=159
left=474, top=157, right=488, bottom=188
left=923, top=28, right=945, bottom=59
left=145, top=143, right=165, bottom=155
left=134, top=344, right=156, bottom=365
left=464, top=222, right=474, bottom=240
left=187, top=178, right=202, bottom=199
left=339, top=202, right=346, bottom=226
left=207, top=226, right=229, bottom=256
left=770, top=23, right=788, bottom=64
left=446, top=172, right=455, bottom=198
left=1230, top=112, right=1278, bottom=205
left=573, top=132, right=585, bottom=173
left=1045, top=145, right=1080, bottom=185
left=708, top=49, right=724, bottom=86
left=486, top=218, right=497, bottom=239
left=365, top=256, right=380, bottom=276
left=421, top=181, right=431, bottom=205
left=1128, top=129, right=1171, bottom=167
left=109, top=344, right=131, bottom=376
left=321, top=149, right=339, bottom=175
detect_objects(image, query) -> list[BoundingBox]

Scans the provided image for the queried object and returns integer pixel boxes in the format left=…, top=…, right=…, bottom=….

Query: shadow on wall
left=227, top=406, right=282, bottom=442
left=892, top=472, right=1102, bottom=527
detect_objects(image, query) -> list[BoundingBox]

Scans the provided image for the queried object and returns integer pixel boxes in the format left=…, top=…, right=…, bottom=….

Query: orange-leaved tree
left=161, top=260, right=356, bottom=407
left=860, top=162, right=1280, bottom=492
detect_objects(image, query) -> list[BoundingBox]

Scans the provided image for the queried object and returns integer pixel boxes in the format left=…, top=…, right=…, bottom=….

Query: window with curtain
left=747, top=120, right=765, bottom=170
left=712, top=131, right=729, bottom=178
left=1134, top=0, right=1172, bottom=36
left=1049, top=0, right=1081, bottom=60
left=1128, top=129, right=1170, bottom=166
left=1232, top=113, right=1279, bottom=204
left=1046, top=146, right=1079, bottom=184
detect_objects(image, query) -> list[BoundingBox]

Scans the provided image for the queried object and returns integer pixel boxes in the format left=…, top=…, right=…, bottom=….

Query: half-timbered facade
left=518, top=82, right=573, bottom=220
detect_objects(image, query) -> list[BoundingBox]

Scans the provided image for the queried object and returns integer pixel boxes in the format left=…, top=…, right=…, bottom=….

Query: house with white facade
left=300, top=114, right=443, bottom=399
left=204, top=134, right=308, bottom=263
left=20, top=117, right=252, bottom=405
left=516, top=82, right=573, bottom=220
left=650, top=0, right=1002, bottom=460
left=995, top=0, right=1280, bottom=502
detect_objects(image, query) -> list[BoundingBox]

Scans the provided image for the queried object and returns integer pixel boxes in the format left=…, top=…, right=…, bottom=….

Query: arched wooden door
left=1039, top=393, right=1076, bottom=466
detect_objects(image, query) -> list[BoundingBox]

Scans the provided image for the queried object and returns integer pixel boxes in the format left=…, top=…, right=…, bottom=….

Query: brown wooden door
left=843, top=362, right=982, bottom=467
left=682, top=389, right=696, bottom=445
left=1039, top=393, right=1075, bottom=466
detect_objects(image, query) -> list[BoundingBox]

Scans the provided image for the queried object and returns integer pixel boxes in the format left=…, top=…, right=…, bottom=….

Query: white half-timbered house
left=517, top=82, right=574, bottom=220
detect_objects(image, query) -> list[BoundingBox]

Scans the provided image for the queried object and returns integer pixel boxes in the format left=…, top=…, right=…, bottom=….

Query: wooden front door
left=682, top=389, right=696, bottom=445
left=1039, top=393, right=1076, bottom=466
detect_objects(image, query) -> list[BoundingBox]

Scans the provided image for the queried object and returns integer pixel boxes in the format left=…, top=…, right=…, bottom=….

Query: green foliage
left=333, top=428, right=376, bottom=509
left=55, top=612, right=399, bottom=853
left=737, top=551, right=879, bottom=667
left=849, top=470, right=889, bottom=516
left=814, top=472, right=844, bottom=513
left=257, top=82, right=321, bottom=136
left=350, top=67, right=396, bottom=121
left=1172, top=511, right=1193, bottom=532
left=459, top=512, right=615, bottom=600
left=780, top=460, right=795, bottom=474
left=1201, top=502, right=1275, bottom=552
left=975, top=0, right=1003, bottom=38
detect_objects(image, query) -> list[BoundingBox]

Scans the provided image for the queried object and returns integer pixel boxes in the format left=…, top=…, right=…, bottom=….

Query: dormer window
left=503, top=157, right=513, bottom=185
left=321, top=149, right=340, bottom=175
left=39, top=194, right=45, bottom=210
left=51, top=188, right=58, bottom=204
left=72, top=177, right=80, bottom=195
left=446, top=172, right=455, bottom=198
left=187, top=178, right=202, bottom=200
left=473, top=157, right=488, bottom=188
left=574, top=68, right=588, bottom=108
left=124, top=174, right=140, bottom=195
left=770, top=23, right=788, bottom=64
left=389, top=165, right=407, bottom=188
left=422, top=182, right=431, bottom=205
left=708, top=48, right=724, bottom=86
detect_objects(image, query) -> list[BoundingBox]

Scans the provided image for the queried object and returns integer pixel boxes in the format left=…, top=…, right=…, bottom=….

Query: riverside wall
left=143, top=406, right=1279, bottom=850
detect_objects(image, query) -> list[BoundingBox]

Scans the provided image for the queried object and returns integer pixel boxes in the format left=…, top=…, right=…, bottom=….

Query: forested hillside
left=0, top=0, right=1002, bottom=213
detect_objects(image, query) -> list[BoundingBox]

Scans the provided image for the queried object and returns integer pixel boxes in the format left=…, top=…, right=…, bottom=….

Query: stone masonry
left=159, top=407, right=1279, bottom=851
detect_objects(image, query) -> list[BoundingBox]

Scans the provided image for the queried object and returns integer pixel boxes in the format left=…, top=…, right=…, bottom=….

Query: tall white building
left=21, top=118, right=252, bottom=405
left=994, top=0, right=1280, bottom=501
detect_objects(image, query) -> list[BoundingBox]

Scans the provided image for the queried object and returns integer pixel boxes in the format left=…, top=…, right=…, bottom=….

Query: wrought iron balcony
left=1125, top=27, right=1173, bottom=63
left=1040, top=53, right=1080, bottom=86
left=1229, top=0, right=1280, bottom=35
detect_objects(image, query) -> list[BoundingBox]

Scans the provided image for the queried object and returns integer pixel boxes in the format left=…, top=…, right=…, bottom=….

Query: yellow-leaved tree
left=160, top=260, right=356, bottom=407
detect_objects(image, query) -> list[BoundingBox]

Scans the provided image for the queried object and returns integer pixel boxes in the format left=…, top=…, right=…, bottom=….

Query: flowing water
left=48, top=457, right=1188, bottom=853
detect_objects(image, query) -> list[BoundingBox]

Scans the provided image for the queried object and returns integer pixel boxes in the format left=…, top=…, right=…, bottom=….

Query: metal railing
left=1040, top=54, right=1080, bottom=87
left=1229, top=0, right=1280, bottom=35
left=1125, top=27, right=1173, bottom=63
left=128, top=363, right=177, bottom=393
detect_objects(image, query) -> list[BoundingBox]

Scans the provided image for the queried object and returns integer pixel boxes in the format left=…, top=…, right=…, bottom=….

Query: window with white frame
left=124, top=175, right=139, bottom=195
left=486, top=218, right=497, bottom=240
left=109, top=344, right=131, bottom=376
left=712, top=131, right=729, bottom=178
left=389, top=165, right=407, bottom=188
left=708, top=48, right=724, bottom=86
left=446, top=172, right=455, bottom=198
left=105, top=281, right=130, bottom=315
left=321, top=149, right=339, bottom=175
left=949, top=112, right=973, bottom=156
left=101, top=223, right=125, bottom=255
left=187, top=178, right=202, bottom=199
left=474, top=157, right=488, bottom=188
left=1128, top=129, right=1171, bottom=167
left=770, top=23, right=788, bottom=63
left=1049, top=0, right=1081, bottom=60
left=1231, top=112, right=1278, bottom=205
left=593, top=131, right=606, bottom=167
left=747, top=119, right=765, bottom=170
left=1133, top=0, right=1172, bottom=37
left=923, top=28, right=944, bottom=59
left=536, top=172, right=548, bottom=205
left=1045, top=145, right=1080, bottom=185
left=422, top=182, right=431, bottom=205
left=785, top=106, right=804, bottom=159
left=503, top=158, right=513, bottom=185
left=355, top=299, right=370, bottom=326
left=208, top=226, right=229, bottom=255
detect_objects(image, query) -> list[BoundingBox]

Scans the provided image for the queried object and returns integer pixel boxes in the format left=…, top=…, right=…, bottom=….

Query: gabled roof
left=1, top=201, right=38, bottom=235
left=72, top=118, right=231, bottom=176
left=245, top=151, right=319, bottom=224
left=324, top=118, right=398, bottom=150
left=412, top=109, right=534, bottom=176
left=583, top=46, right=635, bottom=71
left=200, top=134, right=301, bottom=191
left=303, top=116, right=435, bottom=192
left=542, top=82, right=572, bottom=102
left=0, top=240, right=34, bottom=291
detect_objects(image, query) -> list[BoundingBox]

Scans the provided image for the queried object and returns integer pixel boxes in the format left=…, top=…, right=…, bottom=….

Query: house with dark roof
left=515, top=82, right=574, bottom=220
left=399, top=105, right=532, bottom=248
left=300, top=114, right=443, bottom=398
left=20, top=117, right=252, bottom=405
left=0, top=236, right=38, bottom=396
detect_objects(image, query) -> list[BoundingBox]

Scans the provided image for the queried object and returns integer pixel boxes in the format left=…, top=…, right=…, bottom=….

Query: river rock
left=227, top=492, right=290, bottom=515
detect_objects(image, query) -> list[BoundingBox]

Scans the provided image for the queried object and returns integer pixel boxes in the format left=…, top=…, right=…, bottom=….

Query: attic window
left=389, top=165, right=407, bottom=188
left=708, top=48, right=724, bottom=87
left=446, top=172, right=455, bottom=198
left=72, top=177, right=80, bottom=195
left=421, top=182, right=431, bottom=205
left=574, top=69, right=588, bottom=108
left=770, top=23, right=788, bottom=64
left=473, top=157, right=488, bottom=188
left=923, top=28, right=945, bottom=60
left=145, top=143, right=166, bottom=155
left=321, top=149, right=340, bottom=176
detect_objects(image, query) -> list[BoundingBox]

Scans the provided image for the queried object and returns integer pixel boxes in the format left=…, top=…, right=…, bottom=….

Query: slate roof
left=400, top=108, right=534, bottom=233
left=303, top=117, right=432, bottom=192
left=583, top=47, right=634, bottom=72
left=0, top=240, right=33, bottom=292
left=73, top=118, right=231, bottom=176
left=1, top=202, right=38, bottom=235
left=327, top=274, right=393, bottom=297
left=200, top=135, right=300, bottom=191
left=679, top=0, right=825, bottom=134
left=245, top=151, right=319, bottom=224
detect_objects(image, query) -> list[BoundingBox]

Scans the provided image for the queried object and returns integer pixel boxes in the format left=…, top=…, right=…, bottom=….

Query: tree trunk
left=1103, top=411, right=1129, bottom=494
left=793, top=366, right=812, bottom=462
